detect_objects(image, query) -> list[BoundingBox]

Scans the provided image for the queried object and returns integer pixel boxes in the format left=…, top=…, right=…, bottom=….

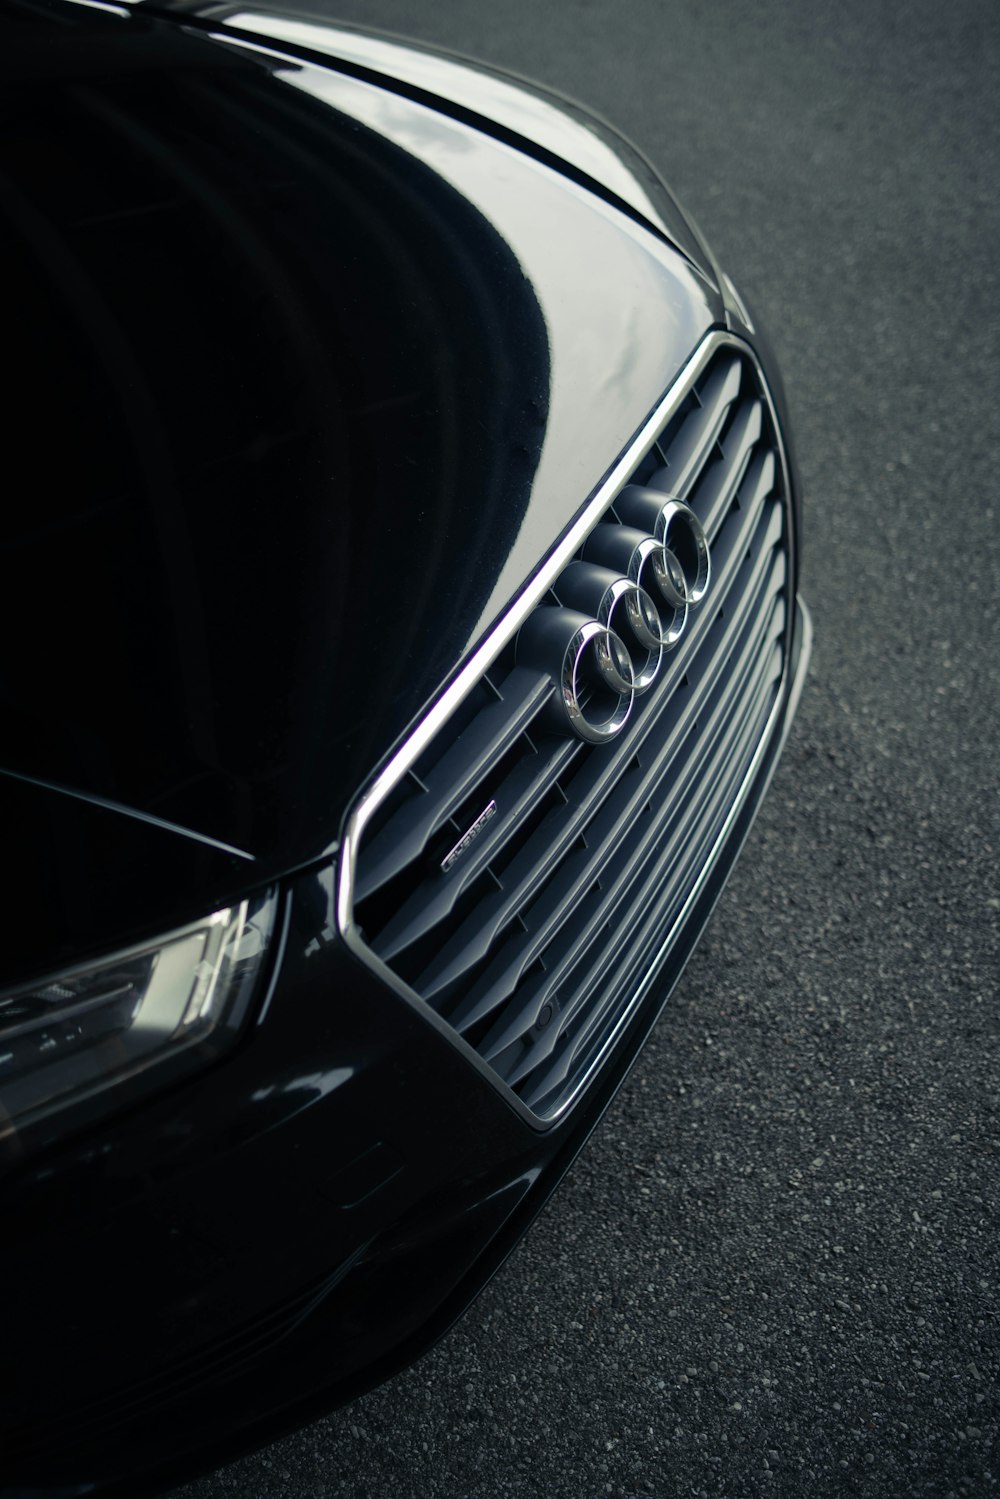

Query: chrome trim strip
left=337, top=329, right=805, bottom=1128
left=440, top=799, right=498, bottom=874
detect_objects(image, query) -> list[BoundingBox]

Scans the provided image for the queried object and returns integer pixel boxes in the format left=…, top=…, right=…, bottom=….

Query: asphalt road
left=173, top=3, right=999, bottom=1495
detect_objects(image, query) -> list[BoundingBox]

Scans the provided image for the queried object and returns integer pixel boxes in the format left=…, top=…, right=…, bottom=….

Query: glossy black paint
left=0, top=4, right=806, bottom=1494
left=0, top=0, right=720, bottom=983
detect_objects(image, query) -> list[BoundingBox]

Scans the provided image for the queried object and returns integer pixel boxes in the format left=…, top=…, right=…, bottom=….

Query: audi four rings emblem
left=515, top=491, right=711, bottom=745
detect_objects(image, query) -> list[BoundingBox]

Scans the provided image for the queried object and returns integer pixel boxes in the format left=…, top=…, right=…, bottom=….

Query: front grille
left=344, top=336, right=793, bottom=1122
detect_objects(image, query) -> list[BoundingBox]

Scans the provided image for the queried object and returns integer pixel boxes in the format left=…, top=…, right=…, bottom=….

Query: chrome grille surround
left=338, top=330, right=799, bottom=1126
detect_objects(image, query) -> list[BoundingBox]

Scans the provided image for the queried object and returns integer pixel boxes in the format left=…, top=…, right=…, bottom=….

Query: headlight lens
left=0, top=891, right=277, bottom=1139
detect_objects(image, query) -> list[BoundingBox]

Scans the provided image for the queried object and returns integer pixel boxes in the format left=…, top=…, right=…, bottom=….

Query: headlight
left=0, top=891, right=277, bottom=1142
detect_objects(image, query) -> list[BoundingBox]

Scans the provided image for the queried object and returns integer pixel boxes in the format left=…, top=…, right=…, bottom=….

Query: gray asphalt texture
left=172, top=2, right=1000, bottom=1496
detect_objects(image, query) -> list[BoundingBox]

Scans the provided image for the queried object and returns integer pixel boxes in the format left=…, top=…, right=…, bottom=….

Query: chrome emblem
left=654, top=497, right=711, bottom=605
left=516, top=496, right=711, bottom=744
left=560, top=619, right=635, bottom=744
left=441, top=800, right=497, bottom=873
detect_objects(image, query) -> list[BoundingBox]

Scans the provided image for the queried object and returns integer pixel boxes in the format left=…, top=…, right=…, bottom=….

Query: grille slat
left=348, top=340, right=795, bottom=1121
left=686, top=400, right=765, bottom=537
left=651, top=353, right=742, bottom=498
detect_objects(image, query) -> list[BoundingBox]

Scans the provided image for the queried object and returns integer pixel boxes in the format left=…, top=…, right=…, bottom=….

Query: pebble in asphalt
left=172, top=1, right=999, bottom=1495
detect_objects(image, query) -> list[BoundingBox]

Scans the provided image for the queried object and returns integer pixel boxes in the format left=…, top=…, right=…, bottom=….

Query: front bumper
left=0, top=599, right=810, bottom=1499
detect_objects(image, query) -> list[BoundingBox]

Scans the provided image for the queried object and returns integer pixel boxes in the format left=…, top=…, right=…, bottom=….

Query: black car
left=0, top=2, right=811, bottom=1493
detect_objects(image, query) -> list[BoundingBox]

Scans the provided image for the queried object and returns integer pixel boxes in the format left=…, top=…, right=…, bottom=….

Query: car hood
left=177, top=5, right=720, bottom=276
left=0, top=0, right=721, bottom=976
